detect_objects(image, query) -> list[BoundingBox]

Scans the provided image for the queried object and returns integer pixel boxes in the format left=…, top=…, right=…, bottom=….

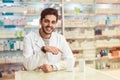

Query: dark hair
left=40, top=8, right=58, bottom=22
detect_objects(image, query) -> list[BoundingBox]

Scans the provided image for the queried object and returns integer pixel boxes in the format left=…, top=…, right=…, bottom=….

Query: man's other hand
left=44, top=46, right=63, bottom=55
left=40, top=64, right=53, bottom=73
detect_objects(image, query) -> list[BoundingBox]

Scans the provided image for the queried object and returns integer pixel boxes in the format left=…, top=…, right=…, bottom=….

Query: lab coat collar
left=34, top=30, right=45, bottom=47
left=34, top=29, right=55, bottom=47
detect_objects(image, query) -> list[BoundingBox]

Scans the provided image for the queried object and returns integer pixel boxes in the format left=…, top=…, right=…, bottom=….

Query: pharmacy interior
left=0, top=0, right=120, bottom=80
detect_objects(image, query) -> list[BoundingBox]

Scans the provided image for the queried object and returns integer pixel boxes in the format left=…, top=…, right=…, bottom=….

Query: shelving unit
left=0, top=1, right=63, bottom=78
left=63, top=0, right=120, bottom=69
left=63, top=0, right=96, bottom=63
left=94, top=0, right=120, bottom=70
left=0, top=0, right=120, bottom=76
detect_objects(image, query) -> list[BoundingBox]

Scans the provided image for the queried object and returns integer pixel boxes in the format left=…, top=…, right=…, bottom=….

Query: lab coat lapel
left=34, top=30, right=45, bottom=48
left=34, top=31, right=57, bottom=47
left=49, top=32, right=56, bottom=46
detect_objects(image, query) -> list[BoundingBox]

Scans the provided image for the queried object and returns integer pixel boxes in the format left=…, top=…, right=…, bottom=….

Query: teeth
left=47, top=27, right=51, bottom=31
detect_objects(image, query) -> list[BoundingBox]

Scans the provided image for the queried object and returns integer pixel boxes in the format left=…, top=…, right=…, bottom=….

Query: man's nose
left=48, top=22, right=52, bottom=26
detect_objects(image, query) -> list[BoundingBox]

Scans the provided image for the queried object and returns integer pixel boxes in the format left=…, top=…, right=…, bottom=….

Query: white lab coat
left=23, top=30, right=75, bottom=71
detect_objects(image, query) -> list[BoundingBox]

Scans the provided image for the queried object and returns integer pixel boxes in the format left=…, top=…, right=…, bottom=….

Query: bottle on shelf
left=105, top=16, right=111, bottom=25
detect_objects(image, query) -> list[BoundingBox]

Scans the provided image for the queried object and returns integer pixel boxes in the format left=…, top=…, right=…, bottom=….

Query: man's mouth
left=46, top=27, right=52, bottom=31
left=46, top=26, right=53, bottom=31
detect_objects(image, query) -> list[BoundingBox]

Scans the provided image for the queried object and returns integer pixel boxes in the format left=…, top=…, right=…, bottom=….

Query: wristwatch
left=51, top=65, right=57, bottom=71
left=41, top=46, right=46, bottom=53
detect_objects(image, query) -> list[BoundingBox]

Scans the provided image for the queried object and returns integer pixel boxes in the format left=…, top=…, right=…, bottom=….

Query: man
left=23, top=8, right=75, bottom=73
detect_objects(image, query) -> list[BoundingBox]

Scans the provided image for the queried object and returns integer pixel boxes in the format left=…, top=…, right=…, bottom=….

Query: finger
left=44, top=65, right=51, bottom=73
left=40, top=64, right=47, bottom=72
left=45, top=65, right=52, bottom=72
left=22, top=66, right=27, bottom=71
left=53, top=47, right=63, bottom=53
left=51, top=48, right=58, bottom=55
left=45, top=65, right=49, bottom=72
left=49, top=46, right=62, bottom=55
left=39, top=66, right=42, bottom=69
left=58, top=49, right=63, bottom=53
left=42, top=66, right=48, bottom=72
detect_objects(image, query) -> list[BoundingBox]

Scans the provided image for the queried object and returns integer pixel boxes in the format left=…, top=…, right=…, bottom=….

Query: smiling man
left=23, top=8, right=75, bottom=73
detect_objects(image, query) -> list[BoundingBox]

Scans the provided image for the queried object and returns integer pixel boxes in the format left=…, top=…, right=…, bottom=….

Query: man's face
left=40, top=15, right=57, bottom=35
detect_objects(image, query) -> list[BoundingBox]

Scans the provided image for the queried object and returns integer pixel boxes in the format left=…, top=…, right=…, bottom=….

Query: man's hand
left=44, top=46, right=63, bottom=55
left=40, top=64, right=53, bottom=73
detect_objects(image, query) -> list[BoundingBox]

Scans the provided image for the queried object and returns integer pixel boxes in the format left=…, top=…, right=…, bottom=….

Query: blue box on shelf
left=2, top=12, right=14, bottom=16
left=4, top=25, right=16, bottom=28
left=2, top=0, right=14, bottom=3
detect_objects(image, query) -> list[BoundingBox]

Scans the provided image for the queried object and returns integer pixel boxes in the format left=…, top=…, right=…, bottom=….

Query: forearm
left=23, top=52, right=44, bottom=71
left=23, top=55, right=38, bottom=70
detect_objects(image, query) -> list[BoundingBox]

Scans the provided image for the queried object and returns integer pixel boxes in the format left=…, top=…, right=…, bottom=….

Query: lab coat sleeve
left=23, top=36, right=33, bottom=58
left=54, top=36, right=75, bottom=70
left=23, top=36, right=44, bottom=70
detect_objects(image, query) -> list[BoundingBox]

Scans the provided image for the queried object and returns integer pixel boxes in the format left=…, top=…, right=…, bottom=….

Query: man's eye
left=52, top=21, right=56, bottom=24
left=44, top=20, right=49, bottom=23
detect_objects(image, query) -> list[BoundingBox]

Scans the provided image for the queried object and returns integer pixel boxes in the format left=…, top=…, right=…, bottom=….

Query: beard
left=41, top=26, right=55, bottom=35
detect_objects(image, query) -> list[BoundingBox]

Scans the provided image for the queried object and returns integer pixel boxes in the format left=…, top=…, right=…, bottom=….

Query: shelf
left=96, top=56, right=109, bottom=60
left=24, top=25, right=39, bottom=28
left=95, top=2, right=120, bottom=4
left=112, top=35, right=120, bottom=38
left=0, top=37, right=24, bottom=40
left=0, top=37, right=17, bottom=39
left=0, top=50, right=22, bottom=54
left=95, top=35, right=120, bottom=38
left=3, top=25, right=25, bottom=28
left=66, top=37, right=85, bottom=39
left=75, top=58, right=95, bottom=61
left=96, top=56, right=120, bottom=60
left=96, top=46, right=120, bottom=49
left=17, top=12, right=61, bottom=16
left=96, top=24, right=120, bottom=27
left=66, top=37, right=95, bottom=40
left=95, top=13, right=120, bottom=15
left=64, top=13, right=95, bottom=16
left=22, top=1, right=62, bottom=4
left=64, top=1, right=94, bottom=4
left=24, top=25, right=62, bottom=29
left=0, top=25, right=38, bottom=28
left=85, top=58, right=95, bottom=61
left=2, top=1, right=62, bottom=4
left=72, top=48, right=82, bottom=50
left=0, top=36, right=24, bottom=39
left=64, top=26, right=95, bottom=28
left=0, top=12, right=62, bottom=16
left=71, top=47, right=96, bottom=51
left=0, top=62, right=22, bottom=65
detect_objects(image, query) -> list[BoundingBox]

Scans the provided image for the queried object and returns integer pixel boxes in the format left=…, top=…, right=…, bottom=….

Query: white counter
left=15, top=67, right=118, bottom=80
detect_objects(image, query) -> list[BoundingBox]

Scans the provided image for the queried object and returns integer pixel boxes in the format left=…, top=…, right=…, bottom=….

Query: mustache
left=46, top=26, right=54, bottom=29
